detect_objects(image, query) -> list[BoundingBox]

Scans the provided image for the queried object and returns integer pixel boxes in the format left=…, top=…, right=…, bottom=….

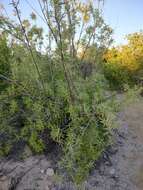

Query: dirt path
left=0, top=99, right=143, bottom=190
left=115, top=99, right=143, bottom=190
left=88, top=98, right=143, bottom=190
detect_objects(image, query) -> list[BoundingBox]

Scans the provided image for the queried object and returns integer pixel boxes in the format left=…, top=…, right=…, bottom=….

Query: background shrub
left=103, top=62, right=134, bottom=90
left=103, top=32, right=143, bottom=89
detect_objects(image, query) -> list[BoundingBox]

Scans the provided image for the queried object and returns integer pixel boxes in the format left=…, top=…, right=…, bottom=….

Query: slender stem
left=12, top=0, right=46, bottom=92
left=81, top=29, right=95, bottom=61
left=25, top=0, right=47, bottom=25
left=37, top=0, right=58, bottom=45
left=64, top=0, right=75, bottom=57
left=53, top=1, right=75, bottom=103
left=76, top=22, right=85, bottom=54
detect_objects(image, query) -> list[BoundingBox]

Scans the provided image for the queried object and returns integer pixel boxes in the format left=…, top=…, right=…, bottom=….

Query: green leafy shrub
left=0, top=36, right=11, bottom=91
left=0, top=0, right=120, bottom=184
left=103, top=32, right=143, bottom=89
left=103, top=63, right=134, bottom=90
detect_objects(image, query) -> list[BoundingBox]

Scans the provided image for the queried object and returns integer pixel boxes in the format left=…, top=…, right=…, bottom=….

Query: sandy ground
left=0, top=98, right=143, bottom=190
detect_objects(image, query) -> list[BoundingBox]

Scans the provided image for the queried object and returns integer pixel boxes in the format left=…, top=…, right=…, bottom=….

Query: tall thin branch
left=64, top=0, right=75, bottom=57
left=25, top=0, right=47, bottom=25
left=12, top=0, right=46, bottom=92
left=76, top=22, right=85, bottom=55
left=53, top=1, right=75, bottom=103
left=37, top=0, right=58, bottom=46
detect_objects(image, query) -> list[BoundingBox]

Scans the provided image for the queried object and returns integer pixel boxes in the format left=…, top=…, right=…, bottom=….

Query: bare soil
left=0, top=98, right=143, bottom=190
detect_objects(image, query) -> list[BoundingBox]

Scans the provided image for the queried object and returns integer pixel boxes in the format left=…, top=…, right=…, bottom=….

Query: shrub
left=0, top=36, right=11, bottom=91
left=103, top=62, right=134, bottom=90
left=103, top=32, right=143, bottom=89
left=0, top=0, right=117, bottom=184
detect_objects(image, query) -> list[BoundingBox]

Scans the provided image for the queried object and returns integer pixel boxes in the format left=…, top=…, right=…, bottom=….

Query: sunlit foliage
left=103, top=32, right=143, bottom=89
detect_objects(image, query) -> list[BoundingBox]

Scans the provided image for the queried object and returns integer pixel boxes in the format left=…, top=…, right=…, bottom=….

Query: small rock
left=113, top=174, right=119, bottom=181
left=109, top=168, right=119, bottom=180
left=109, top=168, right=116, bottom=176
left=46, top=168, right=54, bottom=176
left=105, top=161, right=112, bottom=166
left=41, top=169, right=45, bottom=174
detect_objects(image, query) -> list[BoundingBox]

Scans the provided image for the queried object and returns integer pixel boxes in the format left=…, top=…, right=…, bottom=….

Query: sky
left=1, top=0, right=143, bottom=46
left=103, top=0, right=143, bottom=45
